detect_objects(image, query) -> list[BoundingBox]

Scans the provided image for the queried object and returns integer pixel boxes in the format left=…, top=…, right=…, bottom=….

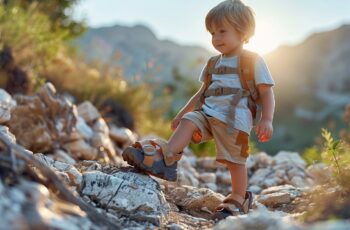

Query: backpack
left=195, top=49, right=261, bottom=133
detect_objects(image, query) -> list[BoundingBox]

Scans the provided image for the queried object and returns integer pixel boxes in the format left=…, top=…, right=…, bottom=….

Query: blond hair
left=205, top=0, right=255, bottom=43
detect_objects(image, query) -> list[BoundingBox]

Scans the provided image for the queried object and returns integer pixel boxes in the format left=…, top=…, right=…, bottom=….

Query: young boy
left=123, top=0, right=275, bottom=220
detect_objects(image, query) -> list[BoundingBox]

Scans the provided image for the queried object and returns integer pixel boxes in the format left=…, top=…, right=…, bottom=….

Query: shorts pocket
left=236, top=131, right=249, bottom=158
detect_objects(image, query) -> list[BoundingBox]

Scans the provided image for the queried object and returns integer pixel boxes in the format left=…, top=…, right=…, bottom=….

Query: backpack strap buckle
left=214, top=88, right=223, bottom=96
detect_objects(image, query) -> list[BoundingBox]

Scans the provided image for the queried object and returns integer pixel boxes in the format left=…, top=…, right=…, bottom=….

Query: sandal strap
left=221, top=203, right=242, bottom=214
left=134, top=138, right=182, bottom=167
left=150, top=139, right=181, bottom=166
left=223, top=193, right=250, bottom=214
left=223, top=193, right=244, bottom=204
left=134, top=140, right=157, bottom=167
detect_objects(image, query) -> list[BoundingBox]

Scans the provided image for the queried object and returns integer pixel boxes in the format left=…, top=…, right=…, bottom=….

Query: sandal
left=212, top=191, right=253, bottom=221
left=122, top=139, right=182, bottom=181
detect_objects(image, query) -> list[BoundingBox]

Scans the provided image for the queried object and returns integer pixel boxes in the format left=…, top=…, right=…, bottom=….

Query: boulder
left=33, top=153, right=82, bottom=187
left=80, top=170, right=168, bottom=225
left=256, top=192, right=291, bottom=208
left=165, top=185, right=224, bottom=219
left=273, top=151, right=306, bottom=168
left=0, top=89, right=15, bottom=124
left=77, top=101, right=100, bottom=123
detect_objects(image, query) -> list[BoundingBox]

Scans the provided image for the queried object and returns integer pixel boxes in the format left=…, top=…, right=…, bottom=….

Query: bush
left=0, top=4, right=67, bottom=66
left=0, top=3, right=171, bottom=138
left=301, top=105, right=350, bottom=222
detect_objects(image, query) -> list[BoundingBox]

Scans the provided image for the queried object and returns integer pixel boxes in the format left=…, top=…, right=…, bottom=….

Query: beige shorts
left=182, top=111, right=250, bottom=165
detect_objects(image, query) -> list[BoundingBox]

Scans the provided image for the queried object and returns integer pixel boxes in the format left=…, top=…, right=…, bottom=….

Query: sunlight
left=245, top=18, right=281, bottom=55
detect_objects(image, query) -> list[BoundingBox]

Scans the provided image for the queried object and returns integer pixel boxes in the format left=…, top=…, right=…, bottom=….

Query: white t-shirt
left=199, top=54, right=275, bottom=134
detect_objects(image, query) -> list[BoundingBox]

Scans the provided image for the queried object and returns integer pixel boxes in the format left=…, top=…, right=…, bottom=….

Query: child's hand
left=171, top=117, right=181, bottom=131
left=255, top=119, right=273, bottom=142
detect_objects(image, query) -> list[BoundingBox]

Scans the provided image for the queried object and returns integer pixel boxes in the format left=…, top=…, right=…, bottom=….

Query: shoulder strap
left=193, top=55, right=220, bottom=111
left=238, top=50, right=258, bottom=100
left=203, top=55, right=221, bottom=90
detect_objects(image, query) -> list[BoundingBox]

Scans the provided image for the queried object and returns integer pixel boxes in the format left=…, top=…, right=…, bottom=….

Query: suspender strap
left=227, top=89, right=244, bottom=133
left=194, top=55, right=221, bottom=111
left=204, top=87, right=250, bottom=97
left=207, top=66, right=238, bottom=75
left=238, top=50, right=259, bottom=124
left=238, top=50, right=257, bottom=91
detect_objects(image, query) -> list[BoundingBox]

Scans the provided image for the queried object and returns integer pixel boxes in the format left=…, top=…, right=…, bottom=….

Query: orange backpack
left=195, top=49, right=261, bottom=132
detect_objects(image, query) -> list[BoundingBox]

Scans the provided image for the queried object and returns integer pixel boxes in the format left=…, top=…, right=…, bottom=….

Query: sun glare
left=245, top=19, right=281, bottom=55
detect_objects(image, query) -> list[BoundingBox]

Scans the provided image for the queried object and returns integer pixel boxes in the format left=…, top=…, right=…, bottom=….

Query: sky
left=74, top=0, right=350, bottom=55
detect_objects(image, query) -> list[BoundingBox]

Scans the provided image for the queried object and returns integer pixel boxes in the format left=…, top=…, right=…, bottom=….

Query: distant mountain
left=265, top=24, right=350, bottom=115
left=262, top=24, right=350, bottom=153
left=74, top=24, right=213, bottom=84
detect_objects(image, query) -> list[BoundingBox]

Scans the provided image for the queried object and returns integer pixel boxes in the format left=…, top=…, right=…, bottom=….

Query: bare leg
left=226, top=162, right=247, bottom=199
left=168, top=119, right=198, bottom=154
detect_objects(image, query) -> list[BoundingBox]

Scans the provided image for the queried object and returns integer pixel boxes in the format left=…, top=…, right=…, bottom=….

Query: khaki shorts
left=182, top=111, right=250, bottom=165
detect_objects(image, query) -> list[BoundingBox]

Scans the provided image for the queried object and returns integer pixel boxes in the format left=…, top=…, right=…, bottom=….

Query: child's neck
left=222, top=45, right=243, bottom=58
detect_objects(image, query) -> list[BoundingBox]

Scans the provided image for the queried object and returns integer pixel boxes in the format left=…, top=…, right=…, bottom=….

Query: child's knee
left=191, top=129, right=202, bottom=143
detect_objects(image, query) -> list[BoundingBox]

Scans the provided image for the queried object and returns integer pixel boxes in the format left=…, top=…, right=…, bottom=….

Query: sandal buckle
left=142, top=144, right=156, bottom=156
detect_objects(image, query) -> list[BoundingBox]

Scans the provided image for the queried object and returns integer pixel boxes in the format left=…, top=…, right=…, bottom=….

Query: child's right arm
left=171, top=82, right=206, bottom=130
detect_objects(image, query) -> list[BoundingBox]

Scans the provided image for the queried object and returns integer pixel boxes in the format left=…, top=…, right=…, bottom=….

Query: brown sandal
left=212, top=191, right=253, bottom=221
left=122, top=139, right=182, bottom=181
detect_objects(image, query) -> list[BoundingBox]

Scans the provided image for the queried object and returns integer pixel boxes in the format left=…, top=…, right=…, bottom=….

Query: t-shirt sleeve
left=198, top=65, right=207, bottom=82
left=255, top=55, right=275, bottom=86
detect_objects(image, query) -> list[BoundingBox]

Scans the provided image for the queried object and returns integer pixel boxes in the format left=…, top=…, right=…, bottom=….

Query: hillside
left=265, top=24, right=350, bottom=114
left=74, top=24, right=213, bottom=84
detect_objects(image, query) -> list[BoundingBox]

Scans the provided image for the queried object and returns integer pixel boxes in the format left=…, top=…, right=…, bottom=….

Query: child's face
left=209, top=20, right=243, bottom=57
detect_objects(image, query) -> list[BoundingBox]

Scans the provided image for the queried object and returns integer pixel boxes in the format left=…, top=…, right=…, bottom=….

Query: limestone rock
left=0, top=125, right=16, bottom=143
left=80, top=170, right=167, bottom=225
left=0, top=89, right=15, bottom=124
left=166, top=185, right=224, bottom=218
left=53, top=149, right=76, bottom=165
left=247, top=152, right=273, bottom=172
left=273, top=151, right=306, bottom=168
left=64, top=139, right=98, bottom=160
left=260, top=184, right=302, bottom=199
left=249, top=168, right=274, bottom=187
left=214, top=206, right=293, bottom=230
left=256, top=192, right=291, bottom=208
left=7, top=83, right=77, bottom=153
left=199, top=172, right=216, bottom=184
left=248, top=185, right=262, bottom=194
left=77, top=101, right=100, bottom=123
left=33, top=153, right=82, bottom=187
left=0, top=180, right=97, bottom=230
left=177, top=156, right=200, bottom=187
left=93, top=118, right=109, bottom=135
left=216, top=170, right=231, bottom=185
left=76, top=116, right=94, bottom=140
left=109, top=124, right=135, bottom=145
left=91, top=132, right=116, bottom=161
left=306, top=163, right=332, bottom=184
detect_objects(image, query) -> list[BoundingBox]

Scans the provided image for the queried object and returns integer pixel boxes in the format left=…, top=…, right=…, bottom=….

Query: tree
left=2, top=0, right=85, bottom=39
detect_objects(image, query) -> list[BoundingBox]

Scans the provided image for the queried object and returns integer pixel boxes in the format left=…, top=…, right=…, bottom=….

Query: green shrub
left=301, top=105, right=350, bottom=222
left=320, top=128, right=350, bottom=187
left=302, top=146, right=322, bottom=165
left=0, top=4, right=67, bottom=65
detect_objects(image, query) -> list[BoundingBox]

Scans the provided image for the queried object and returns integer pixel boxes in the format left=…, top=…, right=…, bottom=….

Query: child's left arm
left=255, top=84, right=275, bottom=142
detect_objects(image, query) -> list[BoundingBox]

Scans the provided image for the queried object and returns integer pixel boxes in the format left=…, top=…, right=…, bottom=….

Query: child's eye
left=220, top=30, right=226, bottom=33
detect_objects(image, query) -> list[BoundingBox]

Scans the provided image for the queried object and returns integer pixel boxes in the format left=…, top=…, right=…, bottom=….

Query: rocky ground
left=0, top=83, right=349, bottom=230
